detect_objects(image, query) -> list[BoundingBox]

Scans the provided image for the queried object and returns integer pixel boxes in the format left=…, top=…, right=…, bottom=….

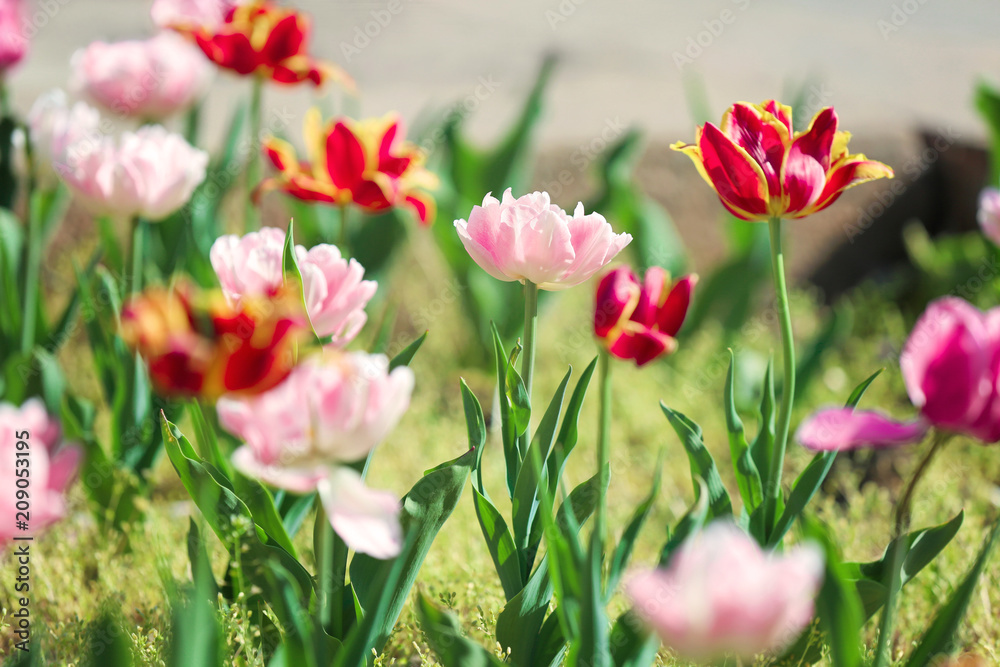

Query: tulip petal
left=594, top=267, right=640, bottom=338
left=796, top=408, right=928, bottom=451
left=318, top=467, right=402, bottom=559
left=260, top=14, right=305, bottom=65
left=696, top=123, right=770, bottom=220
left=803, top=155, right=895, bottom=216
left=783, top=107, right=837, bottom=214
left=231, top=445, right=325, bottom=494
left=326, top=120, right=366, bottom=190
left=608, top=325, right=677, bottom=367
left=631, top=266, right=667, bottom=327
left=723, top=103, right=786, bottom=197
left=404, top=191, right=435, bottom=225
left=657, top=274, right=697, bottom=337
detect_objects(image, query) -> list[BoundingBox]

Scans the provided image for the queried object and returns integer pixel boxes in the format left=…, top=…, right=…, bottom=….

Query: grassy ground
left=2, top=232, right=999, bottom=666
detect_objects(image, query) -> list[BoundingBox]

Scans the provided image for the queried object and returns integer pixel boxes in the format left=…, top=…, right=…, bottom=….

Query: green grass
left=2, top=240, right=999, bottom=666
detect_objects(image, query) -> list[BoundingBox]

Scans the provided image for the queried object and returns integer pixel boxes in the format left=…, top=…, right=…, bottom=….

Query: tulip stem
left=338, top=202, right=351, bottom=256
left=129, top=217, right=146, bottom=296
left=315, top=503, right=345, bottom=641
left=244, top=78, right=264, bottom=233
left=873, top=430, right=951, bottom=667
left=766, top=216, right=795, bottom=529
left=20, top=186, right=42, bottom=353
left=595, top=348, right=612, bottom=546
left=521, top=280, right=539, bottom=399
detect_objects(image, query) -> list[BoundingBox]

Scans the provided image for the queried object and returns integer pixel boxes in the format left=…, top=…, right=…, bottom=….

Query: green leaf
left=853, top=511, right=965, bottom=619
left=281, top=219, right=316, bottom=340
left=724, top=350, right=764, bottom=516
left=388, top=331, right=427, bottom=370
left=473, top=486, right=522, bottom=602
left=566, top=531, right=611, bottom=667
left=492, top=324, right=519, bottom=498
left=88, top=612, right=135, bottom=667
left=659, top=479, right=708, bottom=566
left=545, top=356, right=598, bottom=497
left=512, top=368, right=571, bottom=574
left=416, top=593, right=507, bottom=667
left=607, top=452, right=662, bottom=594
left=768, top=451, right=836, bottom=548
left=608, top=611, right=659, bottom=667
left=171, top=521, right=223, bottom=667
left=750, top=357, right=776, bottom=493
left=845, top=368, right=884, bottom=408
left=526, top=466, right=606, bottom=579
left=905, top=514, right=1000, bottom=667
left=263, top=564, right=318, bottom=667
left=160, top=414, right=313, bottom=624
left=349, top=448, right=475, bottom=654
left=660, top=403, right=732, bottom=519
left=495, top=558, right=554, bottom=666
left=460, top=379, right=488, bottom=493
left=975, top=80, right=1000, bottom=184
left=506, top=346, right=531, bottom=441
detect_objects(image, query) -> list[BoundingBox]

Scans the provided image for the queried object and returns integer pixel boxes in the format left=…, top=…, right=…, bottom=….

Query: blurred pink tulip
left=1, top=399, right=81, bottom=546
left=798, top=297, right=1000, bottom=451
left=210, top=228, right=377, bottom=345
left=0, top=0, right=27, bottom=73
left=217, top=352, right=413, bottom=558
left=59, top=124, right=208, bottom=221
left=26, top=90, right=102, bottom=185
left=152, top=0, right=237, bottom=30
left=978, top=187, right=1000, bottom=247
left=626, top=522, right=823, bottom=661
left=455, top=188, right=631, bottom=290
left=71, top=32, right=212, bottom=120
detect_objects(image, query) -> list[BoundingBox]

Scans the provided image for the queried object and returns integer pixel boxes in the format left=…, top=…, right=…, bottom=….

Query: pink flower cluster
left=798, top=297, right=1000, bottom=451
left=217, top=353, right=413, bottom=558
left=71, top=32, right=212, bottom=120
left=455, top=189, right=631, bottom=290
left=211, top=228, right=377, bottom=346
left=1, top=399, right=80, bottom=546
left=626, top=522, right=823, bottom=661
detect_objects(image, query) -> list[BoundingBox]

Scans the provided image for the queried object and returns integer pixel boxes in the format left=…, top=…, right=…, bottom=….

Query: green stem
left=873, top=431, right=951, bottom=667
left=766, top=216, right=795, bottom=524
left=521, top=281, right=539, bottom=399
left=244, top=78, right=264, bottom=233
left=338, top=202, right=351, bottom=256
left=595, top=348, right=612, bottom=544
left=20, top=190, right=42, bottom=353
left=129, top=217, right=145, bottom=296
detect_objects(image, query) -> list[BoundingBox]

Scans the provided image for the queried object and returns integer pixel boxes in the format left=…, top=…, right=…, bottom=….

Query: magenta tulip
left=455, top=188, right=631, bottom=290
left=1, top=399, right=80, bottom=546
left=0, top=0, right=27, bottom=73
left=626, top=522, right=823, bottom=661
left=210, top=228, right=377, bottom=346
left=798, top=297, right=1000, bottom=451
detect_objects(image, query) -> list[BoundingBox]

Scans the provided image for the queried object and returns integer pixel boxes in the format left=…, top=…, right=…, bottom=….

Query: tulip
left=594, top=266, right=696, bottom=366
left=58, top=124, right=208, bottom=221
left=120, top=281, right=308, bottom=399
left=216, top=352, right=413, bottom=558
left=164, top=0, right=351, bottom=88
left=25, top=90, right=103, bottom=185
left=455, top=189, right=632, bottom=290
left=210, top=227, right=377, bottom=345
left=978, top=187, right=1000, bottom=246
left=797, top=297, right=1000, bottom=451
left=70, top=32, right=212, bottom=120
left=672, top=100, right=894, bottom=221
left=626, top=522, right=823, bottom=661
left=260, top=110, right=438, bottom=225
left=0, top=0, right=27, bottom=73
left=0, top=399, right=81, bottom=546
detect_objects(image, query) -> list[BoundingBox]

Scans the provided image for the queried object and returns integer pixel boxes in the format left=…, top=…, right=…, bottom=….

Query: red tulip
left=260, top=109, right=438, bottom=225
left=594, top=266, right=696, bottom=366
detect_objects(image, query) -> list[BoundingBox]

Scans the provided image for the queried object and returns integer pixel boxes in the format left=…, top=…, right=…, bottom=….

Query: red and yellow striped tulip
left=120, top=281, right=308, bottom=399
left=260, top=109, right=438, bottom=225
left=671, top=100, right=893, bottom=221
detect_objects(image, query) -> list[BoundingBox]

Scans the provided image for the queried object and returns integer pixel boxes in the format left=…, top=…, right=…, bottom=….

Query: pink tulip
left=152, top=0, right=237, bottom=31
left=454, top=188, right=631, bottom=290
left=1, top=399, right=81, bottom=546
left=71, top=32, right=212, bottom=120
left=978, top=188, right=1000, bottom=247
left=216, top=352, right=413, bottom=558
left=26, top=90, right=102, bottom=185
left=59, top=124, right=208, bottom=221
left=210, top=228, right=377, bottom=346
left=0, top=0, right=27, bottom=73
left=626, top=522, right=823, bottom=661
left=798, top=297, right=1000, bottom=451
